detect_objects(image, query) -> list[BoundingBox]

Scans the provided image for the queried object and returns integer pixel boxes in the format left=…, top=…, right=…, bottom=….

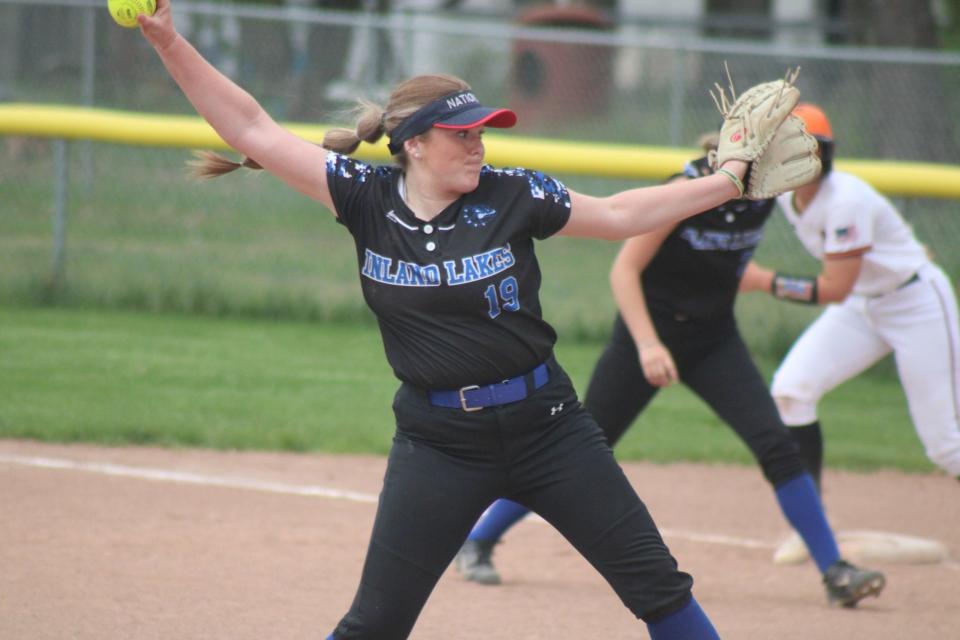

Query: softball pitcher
left=131, top=1, right=794, bottom=636
left=741, top=103, right=960, bottom=486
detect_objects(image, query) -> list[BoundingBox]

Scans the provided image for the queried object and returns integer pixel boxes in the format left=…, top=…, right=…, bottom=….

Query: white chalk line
left=0, top=452, right=774, bottom=549
left=0, top=452, right=378, bottom=504
left=659, top=528, right=774, bottom=550
left=6, top=452, right=955, bottom=563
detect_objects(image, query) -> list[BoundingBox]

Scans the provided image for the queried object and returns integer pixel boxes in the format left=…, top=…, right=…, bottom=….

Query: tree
left=843, top=0, right=939, bottom=48
left=940, top=0, right=960, bottom=49
left=703, top=0, right=773, bottom=40
left=839, top=0, right=956, bottom=162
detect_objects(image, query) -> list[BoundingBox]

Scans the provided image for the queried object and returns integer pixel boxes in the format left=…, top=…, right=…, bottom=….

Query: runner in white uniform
left=741, top=103, right=960, bottom=485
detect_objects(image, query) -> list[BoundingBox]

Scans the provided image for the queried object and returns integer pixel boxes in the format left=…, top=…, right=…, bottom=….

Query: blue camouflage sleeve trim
left=326, top=151, right=375, bottom=183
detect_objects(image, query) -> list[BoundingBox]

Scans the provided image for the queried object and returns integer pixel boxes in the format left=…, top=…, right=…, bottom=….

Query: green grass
left=0, top=306, right=934, bottom=474
left=0, top=306, right=396, bottom=453
left=0, top=138, right=948, bottom=475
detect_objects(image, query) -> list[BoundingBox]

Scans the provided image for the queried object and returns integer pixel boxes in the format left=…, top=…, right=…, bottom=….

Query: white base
left=773, top=530, right=950, bottom=565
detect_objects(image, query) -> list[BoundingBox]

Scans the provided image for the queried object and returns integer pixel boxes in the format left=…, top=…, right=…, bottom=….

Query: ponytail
left=323, top=100, right=386, bottom=154
left=188, top=150, right=262, bottom=179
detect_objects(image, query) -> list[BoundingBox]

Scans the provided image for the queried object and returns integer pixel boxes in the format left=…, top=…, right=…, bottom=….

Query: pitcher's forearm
left=603, top=170, right=745, bottom=240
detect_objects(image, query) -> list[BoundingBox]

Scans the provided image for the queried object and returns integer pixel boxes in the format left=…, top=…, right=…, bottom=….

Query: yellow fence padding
left=2, top=103, right=959, bottom=199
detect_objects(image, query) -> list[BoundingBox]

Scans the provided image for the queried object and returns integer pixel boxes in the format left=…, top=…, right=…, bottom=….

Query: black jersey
left=642, top=157, right=775, bottom=323
left=326, top=152, right=571, bottom=390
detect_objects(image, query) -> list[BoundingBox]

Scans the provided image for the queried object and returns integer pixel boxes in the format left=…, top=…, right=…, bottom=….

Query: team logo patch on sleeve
left=462, top=205, right=498, bottom=228
left=835, top=225, right=858, bottom=242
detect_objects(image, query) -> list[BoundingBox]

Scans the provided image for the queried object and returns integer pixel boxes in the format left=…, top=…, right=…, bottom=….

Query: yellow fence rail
left=3, top=103, right=960, bottom=199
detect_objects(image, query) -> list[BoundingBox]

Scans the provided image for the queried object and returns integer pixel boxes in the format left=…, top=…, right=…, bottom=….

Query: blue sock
left=775, top=473, right=840, bottom=573
left=467, top=499, right=531, bottom=542
left=647, top=596, right=720, bottom=640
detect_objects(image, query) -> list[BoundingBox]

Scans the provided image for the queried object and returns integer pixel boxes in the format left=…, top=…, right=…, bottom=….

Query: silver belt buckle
left=459, top=385, right=482, bottom=412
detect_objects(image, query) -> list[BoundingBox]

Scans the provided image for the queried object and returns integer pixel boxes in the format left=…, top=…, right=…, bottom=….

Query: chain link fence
left=4, top=0, right=959, bottom=155
left=3, top=0, right=960, bottom=351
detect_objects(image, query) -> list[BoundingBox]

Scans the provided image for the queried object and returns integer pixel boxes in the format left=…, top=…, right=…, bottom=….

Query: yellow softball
left=107, top=0, right=156, bottom=28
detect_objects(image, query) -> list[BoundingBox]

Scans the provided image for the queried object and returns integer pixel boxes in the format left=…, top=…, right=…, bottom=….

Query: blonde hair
left=191, top=73, right=471, bottom=179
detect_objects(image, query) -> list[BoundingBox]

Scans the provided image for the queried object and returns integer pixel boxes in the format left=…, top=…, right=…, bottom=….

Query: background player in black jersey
left=134, top=2, right=796, bottom=637
left=456, top=135, right=886, bottom=609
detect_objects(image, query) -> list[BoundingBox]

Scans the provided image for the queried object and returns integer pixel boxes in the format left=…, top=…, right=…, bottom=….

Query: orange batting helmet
left=792, top=102, right=835, bottom=176
left=792, top=103, right=833, bottom=140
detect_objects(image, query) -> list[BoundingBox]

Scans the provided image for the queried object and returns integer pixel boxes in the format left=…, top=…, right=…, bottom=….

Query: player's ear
left=405, top=139, right=423, bottom=160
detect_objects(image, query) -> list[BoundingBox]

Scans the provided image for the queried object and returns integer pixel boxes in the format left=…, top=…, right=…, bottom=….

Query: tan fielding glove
left=745, top=114, right=822, bottom=199
left=710, top=65, right=802, bottom=167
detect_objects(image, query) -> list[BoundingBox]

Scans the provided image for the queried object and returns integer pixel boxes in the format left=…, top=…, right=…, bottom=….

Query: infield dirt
left=1, top=439, right=957, bottom=639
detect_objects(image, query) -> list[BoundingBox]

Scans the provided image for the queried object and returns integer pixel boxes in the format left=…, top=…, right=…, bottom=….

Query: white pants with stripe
left=771, top=263, right=960, bottom=477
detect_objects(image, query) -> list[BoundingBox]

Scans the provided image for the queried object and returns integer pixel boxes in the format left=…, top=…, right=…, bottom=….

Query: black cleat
left=454, top=539, right=501, bottom=586
left=823, top=560, right=886, bottom=608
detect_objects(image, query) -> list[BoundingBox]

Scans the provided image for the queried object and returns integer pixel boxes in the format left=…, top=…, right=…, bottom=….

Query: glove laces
left=709, top=62, right=802, bottom=119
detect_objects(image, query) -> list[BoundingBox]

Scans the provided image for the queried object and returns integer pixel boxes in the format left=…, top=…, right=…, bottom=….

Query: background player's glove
left=744, top=114, right=821, bottom=199
left=710, top=65, right=802, bottom=168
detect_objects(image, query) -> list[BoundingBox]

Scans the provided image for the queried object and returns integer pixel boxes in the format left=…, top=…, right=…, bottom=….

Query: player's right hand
left=138, top=0, right=177, bottom=50
left=639, top=342, right=678, bottom=388
left=738, top=260, right=775, bottom=294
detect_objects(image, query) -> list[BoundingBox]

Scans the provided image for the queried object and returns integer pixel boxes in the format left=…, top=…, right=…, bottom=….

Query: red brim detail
left=433, top=108, right=518, bottom=130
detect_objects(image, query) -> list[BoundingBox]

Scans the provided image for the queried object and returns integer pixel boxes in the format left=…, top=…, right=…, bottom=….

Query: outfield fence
left=2, top=0, right=959, bottom=157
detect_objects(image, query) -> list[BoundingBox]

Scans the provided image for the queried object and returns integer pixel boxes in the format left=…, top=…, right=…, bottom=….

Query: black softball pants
left=584, top=315, right=804, bottom=486
left=331, top=357, right=693, bottom=639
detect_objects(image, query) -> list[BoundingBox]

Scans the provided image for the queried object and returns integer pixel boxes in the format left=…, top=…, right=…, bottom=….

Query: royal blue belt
left=428, top=362, right=550, bottom=412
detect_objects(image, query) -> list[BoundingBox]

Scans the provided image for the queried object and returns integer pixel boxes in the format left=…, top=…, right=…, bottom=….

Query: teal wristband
left=716, top=167, right=745, bottom=198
